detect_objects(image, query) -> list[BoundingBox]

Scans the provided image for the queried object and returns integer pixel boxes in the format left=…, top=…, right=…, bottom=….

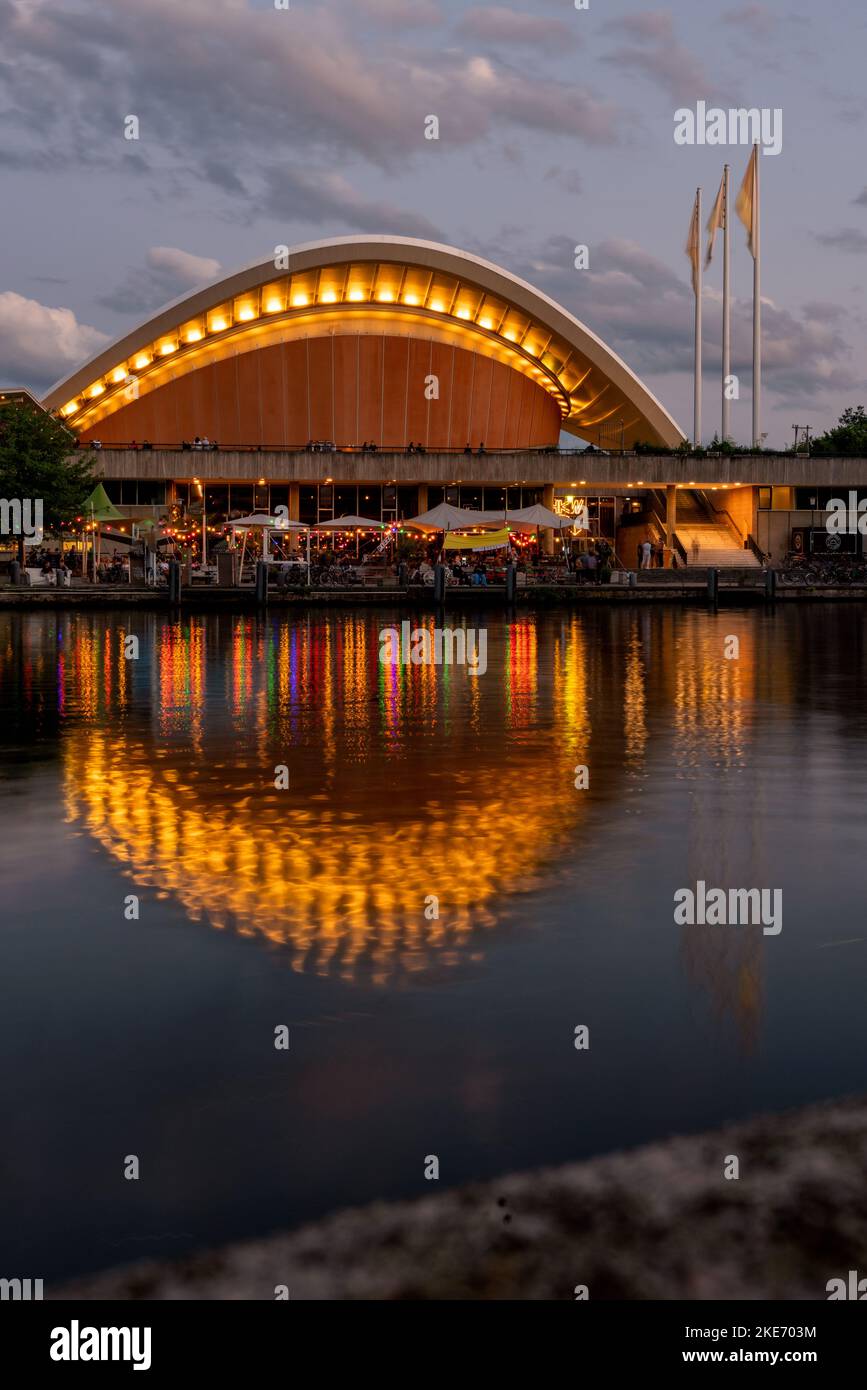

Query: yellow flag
left=736, top=145, right=759, bottom=258
left=685, top=190, right=700, bottom=296
left=705, top=171, right=725, bottom=268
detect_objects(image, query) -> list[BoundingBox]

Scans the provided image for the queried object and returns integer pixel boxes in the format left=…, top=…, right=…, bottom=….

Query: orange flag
left=705, top=171, right=726, bottom=268
left=685, top=190, right=701, bottom=295
left=736, top=146, right=759, bottom=258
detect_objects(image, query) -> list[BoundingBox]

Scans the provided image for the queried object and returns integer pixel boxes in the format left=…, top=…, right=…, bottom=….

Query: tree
left=811, top=406, right=867, bottom=457
left=0, top=400, right=94, bottom=561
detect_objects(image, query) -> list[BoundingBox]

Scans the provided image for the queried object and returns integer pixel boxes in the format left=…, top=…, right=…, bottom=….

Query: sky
left=1, top=0, right=866, bottom=447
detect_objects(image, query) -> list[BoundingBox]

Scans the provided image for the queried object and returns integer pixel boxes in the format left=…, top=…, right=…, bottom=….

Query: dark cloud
left=353, top=0, right=443, bottom=24
left=815, top=229, right=867, bottom=254
left=261, top=167, right=442, bottom=240
left=98, top=247, right=221, bottom=315
left=0, top=0, right=620, bottom=196
left=720, top=3, right=777, bottom=39
left=456, top=8, right=578, bottom=52
left=545, top=165, right=582, bottom=196
left=489, top=234, right=858, bottom=401
left=601, top=9, right=727, bottom=104
left=720, top=3, right=811, bottom=40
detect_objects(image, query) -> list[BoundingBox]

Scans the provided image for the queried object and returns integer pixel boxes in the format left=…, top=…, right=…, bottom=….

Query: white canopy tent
left=314, top=515, right=388, bottom=530
left=504, top=504, right=586, bottom=532
left=404, top=502, right=504, bottom=532
left=405, top=500, right=585, bottom=537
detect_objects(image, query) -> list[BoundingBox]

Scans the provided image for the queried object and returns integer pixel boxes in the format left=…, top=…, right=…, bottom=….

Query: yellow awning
left=443, top=528, right=511, bottom=551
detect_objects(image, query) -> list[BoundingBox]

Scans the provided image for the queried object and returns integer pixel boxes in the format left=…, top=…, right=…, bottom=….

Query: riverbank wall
left=52, top=1094, right=867, bottom=1300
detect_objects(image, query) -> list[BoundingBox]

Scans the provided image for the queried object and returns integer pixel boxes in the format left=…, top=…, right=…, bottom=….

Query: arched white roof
left=43, top=235, right=684, bottom=447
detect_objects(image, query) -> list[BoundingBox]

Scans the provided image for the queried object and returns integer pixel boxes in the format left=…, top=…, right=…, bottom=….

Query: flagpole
left=752, top=143, right=761, bottom=448
left=694, top=187, right=702, bottom=447
left=722, top=163, right=731, bottom=442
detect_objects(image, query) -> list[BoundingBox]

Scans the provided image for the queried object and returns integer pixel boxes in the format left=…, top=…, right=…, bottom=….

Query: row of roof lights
left=61, top=281, right=564, bottom=417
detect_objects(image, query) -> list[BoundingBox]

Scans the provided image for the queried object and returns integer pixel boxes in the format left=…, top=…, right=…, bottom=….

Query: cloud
left=720, top=3, right=777, bottom=38
left=98, top=247, right=221, bottom=315
left=354, top=0, right=443, bottom=24
left=493, top=234, right=857, bottom=401
left=601, top=9, right=725, bottom=104
left=262, top=167, right=442, bottom=239
left=720, top=3, right=810, bottom=40
left=456, top=7, right=578, bottom=51
left=545, top=165, right=582, bottom=195
left=815, top=229, right=867, bottom=254
left=802, top=301, right=847, bottom=324
left=0, top=292, right=109, bottom=391
left=852, top=188, right=867, bottom=207
left=0, top=0, right=620, bottom=201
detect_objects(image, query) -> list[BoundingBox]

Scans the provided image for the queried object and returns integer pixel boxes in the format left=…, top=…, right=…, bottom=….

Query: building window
left=358, top=486, right=381, bottom=519
left=137, top=481, right=167, bottom=506
left=270, top=485, right=289, bottom=515
left=396, top=486, right=417, bottom=518
left=298, top=487, right=317, bottom=524
left=229, top=484, right=254, bottom=517
left=204, top=485, right=229, bottom=521
left=334, top=485, right=357, bottom=516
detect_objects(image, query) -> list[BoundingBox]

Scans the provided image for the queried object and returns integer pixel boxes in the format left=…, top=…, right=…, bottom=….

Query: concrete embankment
left=3, top=580, right=866, bottom=610
left=52, top=1095, right=867, bottom=1300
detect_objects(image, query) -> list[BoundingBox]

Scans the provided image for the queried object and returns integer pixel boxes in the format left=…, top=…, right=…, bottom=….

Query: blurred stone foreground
left=54, top=1097, right=867, bottom=1301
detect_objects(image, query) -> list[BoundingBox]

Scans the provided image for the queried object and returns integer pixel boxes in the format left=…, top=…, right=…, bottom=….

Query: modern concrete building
left=38, top=236, right=867, bottom=566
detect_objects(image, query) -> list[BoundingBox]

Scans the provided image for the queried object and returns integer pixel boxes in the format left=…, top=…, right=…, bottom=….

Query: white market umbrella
left=314, top=515, right=387, bottom=531
left=404, top=502, right=504, bottom=533
left=505, top=504, right=582, bottom=530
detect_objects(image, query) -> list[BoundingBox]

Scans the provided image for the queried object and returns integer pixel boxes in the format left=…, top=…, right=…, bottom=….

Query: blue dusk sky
left=0, top=0, right=865, bottom=446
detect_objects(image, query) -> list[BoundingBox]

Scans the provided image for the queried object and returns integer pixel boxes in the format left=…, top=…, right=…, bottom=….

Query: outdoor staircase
left=669, top=490, right=760, bottom=568
left=676, top=523, right=760, bottom=568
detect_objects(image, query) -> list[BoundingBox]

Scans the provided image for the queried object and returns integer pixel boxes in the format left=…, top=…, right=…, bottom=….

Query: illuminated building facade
left=43, top=236, right=684, bottom=454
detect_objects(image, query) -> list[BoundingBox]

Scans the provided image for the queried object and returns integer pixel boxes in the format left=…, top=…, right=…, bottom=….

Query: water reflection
left=0, top=606, right=843, bottom=1030
left=35, top=611, right=600, bottom=985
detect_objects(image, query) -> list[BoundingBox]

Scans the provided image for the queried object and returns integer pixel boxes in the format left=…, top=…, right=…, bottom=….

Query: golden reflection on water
left=671, top=618, right=762, bottom=1049
left=0, top=609, right=776, bottom=1035
left=60, top=613, right=594, bottom=985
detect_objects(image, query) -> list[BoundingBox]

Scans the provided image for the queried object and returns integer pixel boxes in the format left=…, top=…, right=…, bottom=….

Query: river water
left=1, top=604, right=866, bottom=1282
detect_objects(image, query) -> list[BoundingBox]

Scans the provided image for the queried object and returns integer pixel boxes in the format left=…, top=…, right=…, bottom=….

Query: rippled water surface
left=2, top=604, right=867, bottom=1281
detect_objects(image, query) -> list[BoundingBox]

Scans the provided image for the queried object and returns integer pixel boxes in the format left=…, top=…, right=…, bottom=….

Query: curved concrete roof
left=43, top=235, right=684, bottom=447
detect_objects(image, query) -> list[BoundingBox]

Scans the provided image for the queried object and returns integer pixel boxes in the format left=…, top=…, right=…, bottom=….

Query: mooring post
left=506, top=561, right=517, bottom=604
left=628, top=569, right=637, bottom=589
left=168, top=559, right=181, bottom=605
left=434, top=563, right=446, bottom=604
left=255, top=560, right=268, bottom=606
left=707, top=567, right=719, bottom=605
left=764, top=567, right=776, bottom=602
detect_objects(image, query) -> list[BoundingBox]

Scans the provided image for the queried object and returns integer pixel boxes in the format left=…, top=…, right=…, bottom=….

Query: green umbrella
left=82, top=483, right=124, bottom=579
left=82, top=482, right=124, bottom=522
